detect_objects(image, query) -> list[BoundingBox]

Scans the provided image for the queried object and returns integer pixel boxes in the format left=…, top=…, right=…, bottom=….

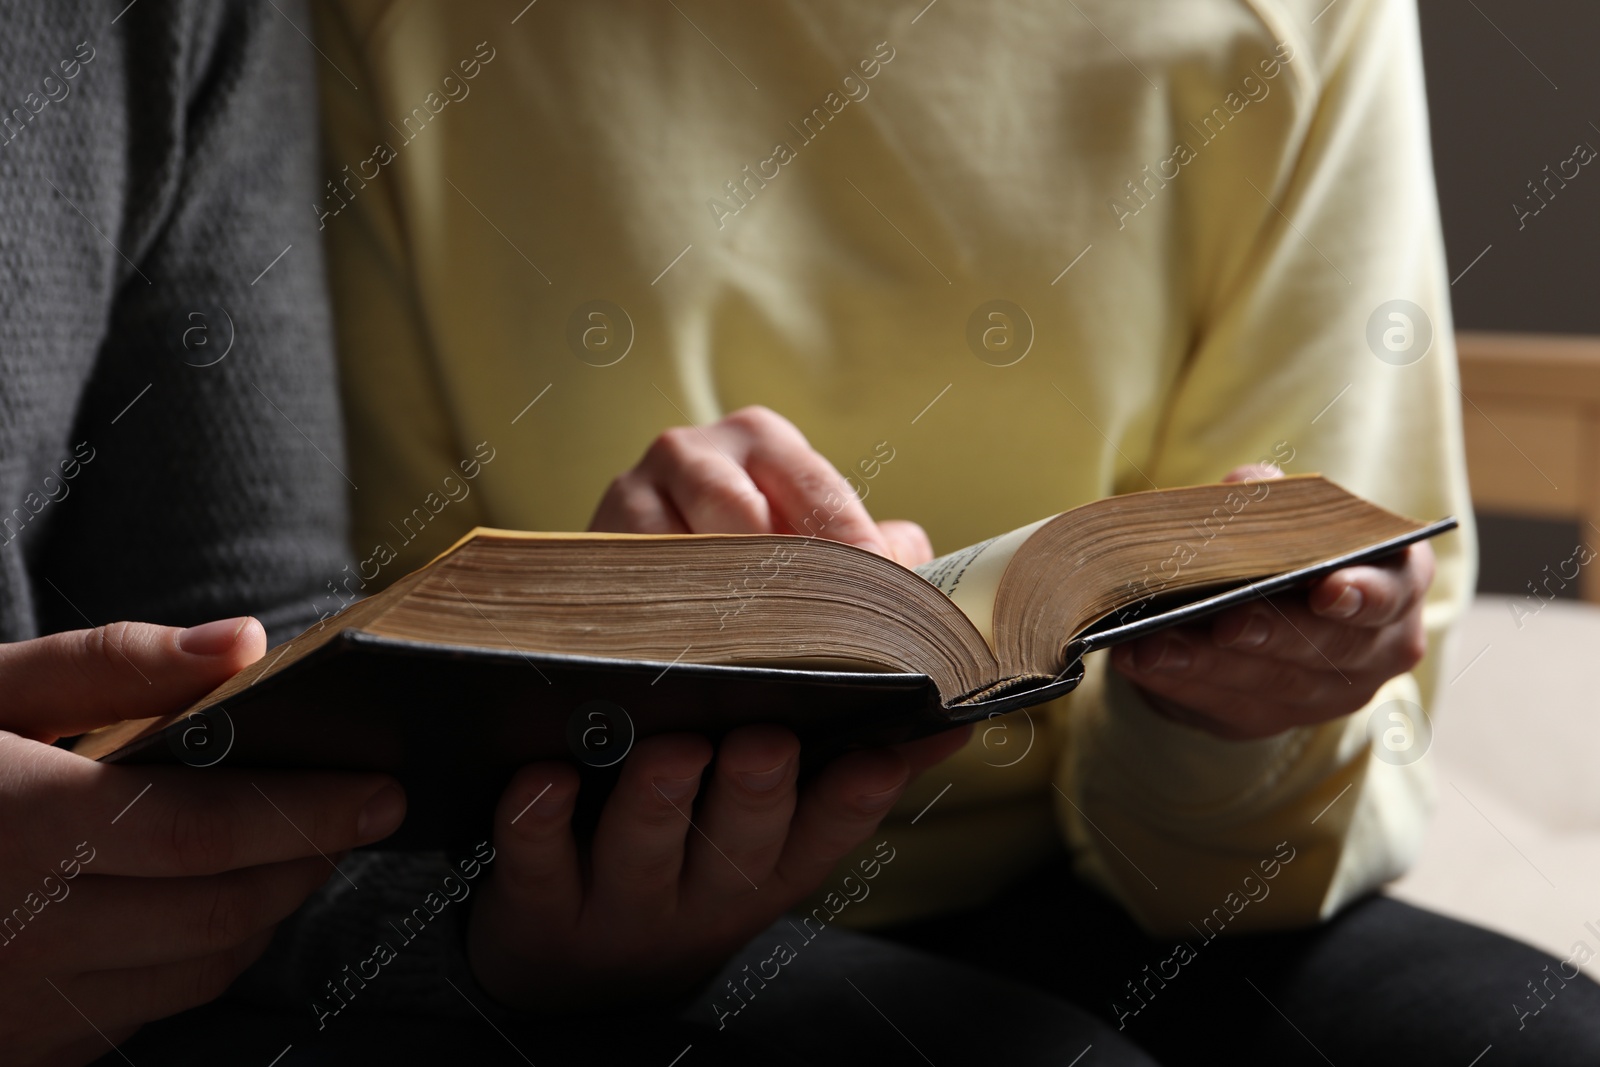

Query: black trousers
left=877, top=853, right=1600, bottom=1066
left=108, top=854, right=1600, bottom=1066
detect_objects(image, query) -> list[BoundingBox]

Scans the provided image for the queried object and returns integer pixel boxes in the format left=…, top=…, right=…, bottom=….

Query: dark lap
left=103, top=854, right=1600, bottom=1066
left=104, top=998, right=795, bottom=1067
left=689, top=915, right=1157, bottom=1066
left=101, top=918, right=1157, bottom=1067
left=884, top=852, right=1600, bottom=1067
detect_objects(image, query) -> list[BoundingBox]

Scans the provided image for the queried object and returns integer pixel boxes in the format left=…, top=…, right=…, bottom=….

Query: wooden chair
left=1458, top=330, right=1600, bottom=602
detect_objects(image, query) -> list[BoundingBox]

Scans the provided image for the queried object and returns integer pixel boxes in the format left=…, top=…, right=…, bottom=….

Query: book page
left=914, top=517, right=1053, bottom=647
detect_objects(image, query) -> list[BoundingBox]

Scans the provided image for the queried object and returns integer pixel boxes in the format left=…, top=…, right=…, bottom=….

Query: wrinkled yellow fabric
left=314, top=0, right=1474, bottom=933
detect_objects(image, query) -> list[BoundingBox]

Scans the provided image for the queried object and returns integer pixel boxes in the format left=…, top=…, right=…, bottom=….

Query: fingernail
left=1326, top=586, right=1363, bottom=619
left=1228, top=614, right=1271, bottom=650
left=737, top=759, right=792, bottom=794
left=856, top=784, right=904, bottom=813
left=357, top=785, right=406, bottom=841
left=177, top=617, right=250, bottom=655
left=1132, top=637, right=1189, bottom=673
left=654, top=774, right=700, bottom=804
left=1154, top=637, right=1191, bottom=673
left=518, top=784, right=567, bottom=822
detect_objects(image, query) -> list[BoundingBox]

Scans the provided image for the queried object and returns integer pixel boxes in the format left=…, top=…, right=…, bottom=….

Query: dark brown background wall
left=1417, top=0, right=1599, bottom=595
left=1420, top=0, right=1599, bottom=334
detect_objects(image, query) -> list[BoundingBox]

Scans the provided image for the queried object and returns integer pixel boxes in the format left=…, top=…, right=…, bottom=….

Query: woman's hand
left=1111, top=465, right=1435, bottom=740
left=467, top=724, right=970, bottom=1012
left=589, top=405, right=933, bottom=566
left=0, top=620, right=406, bottom=1066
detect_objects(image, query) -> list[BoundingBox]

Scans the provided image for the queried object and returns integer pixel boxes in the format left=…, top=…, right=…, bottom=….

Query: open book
left=77, top=474, right=1453, bottom=847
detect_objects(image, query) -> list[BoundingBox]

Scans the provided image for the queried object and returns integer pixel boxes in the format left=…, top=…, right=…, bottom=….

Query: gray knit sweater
left=0, top=0, right=475, bottom=1034
left=0, top=0, right=350, bottom=642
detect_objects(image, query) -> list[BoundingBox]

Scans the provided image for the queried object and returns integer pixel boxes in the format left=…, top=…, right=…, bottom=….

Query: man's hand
left=1111, top=465, right=1436, bottom=740
left=467, top=724, right=970, bottom=1012
left=0, top=619, right=407, bottom=1066
left=589, top=405, right=933, bottom=567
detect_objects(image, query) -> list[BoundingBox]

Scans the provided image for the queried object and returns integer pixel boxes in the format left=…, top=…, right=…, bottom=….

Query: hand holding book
left=1108, top=465, right=1436, bottom=740
left=468, top=722, right=971, bottom=1011
left=0, top=618, right=405, bottom=1061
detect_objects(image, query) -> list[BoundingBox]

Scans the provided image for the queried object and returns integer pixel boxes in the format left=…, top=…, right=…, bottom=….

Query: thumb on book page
left=0, top=617, right=265, bottom=743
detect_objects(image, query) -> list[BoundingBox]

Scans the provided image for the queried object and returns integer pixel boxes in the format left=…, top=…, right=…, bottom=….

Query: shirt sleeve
left=31, top=0, right=348, bottom=647
left=1054, top=0, right=1477, bottom=934
left=57, top=0, right=492, bottom=1016
left=309, top=0, right=491, bottom=578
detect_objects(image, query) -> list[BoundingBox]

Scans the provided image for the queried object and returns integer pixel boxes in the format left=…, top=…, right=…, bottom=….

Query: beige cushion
left=1388, top=595, right=1600, bottom=976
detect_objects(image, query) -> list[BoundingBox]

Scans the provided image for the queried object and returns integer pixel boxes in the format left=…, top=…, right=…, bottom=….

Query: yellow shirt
left=314, top=0, right=1475, bottom=933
